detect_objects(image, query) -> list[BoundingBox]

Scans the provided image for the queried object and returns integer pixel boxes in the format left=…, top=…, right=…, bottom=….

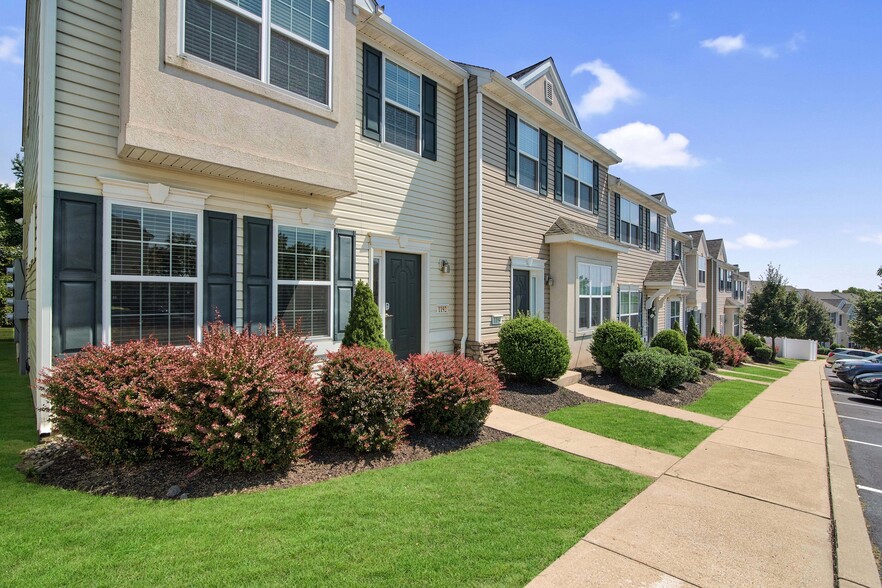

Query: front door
left=512, top=270, right=531, bottom=317
left=386, top=252, right=422, bottom=360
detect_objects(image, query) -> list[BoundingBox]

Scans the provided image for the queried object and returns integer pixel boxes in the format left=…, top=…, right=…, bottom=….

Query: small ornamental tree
left=801, top=294, right=835, bottom=344
left=672, top=319, right=681, bottom=332
left=686, top=314, right=701, bottom=349
left=342, top=281, right=391, bottom=352
left=743, top=264, right=805, bottom=359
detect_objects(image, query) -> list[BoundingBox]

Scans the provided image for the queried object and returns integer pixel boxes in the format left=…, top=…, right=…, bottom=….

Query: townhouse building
left=17, top=0, right=756, bottom=432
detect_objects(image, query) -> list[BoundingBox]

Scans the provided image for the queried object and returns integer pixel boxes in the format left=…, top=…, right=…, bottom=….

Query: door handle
left=385, top=313, right=393, bottom=319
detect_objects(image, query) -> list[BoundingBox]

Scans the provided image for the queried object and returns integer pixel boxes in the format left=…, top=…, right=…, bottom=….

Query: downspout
left=474, top=88, right=484, bottom=343
left=459, top=77, right=470, bottom=354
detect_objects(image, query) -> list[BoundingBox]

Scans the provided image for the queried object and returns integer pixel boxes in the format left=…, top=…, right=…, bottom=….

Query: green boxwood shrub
left=620, top=350, right=666, bottom=389
left=650, top=329, right=688, bottom=356
left=497, top=316, right=571, bottom=383
left=740, top=332, right=763, bottom=355
left=659, top=354, right=701, bottom=388
left=408, top=353, right=501, bottom=437
left=689, top=349, right=714, bottom=371
left=648, top=347, right=672, bottom=355
left=753, top=345, right=774, bottom=362
left=589, top=321, right=644, bottom=375
left=319, top=345, right=413, bottom=453
left=818, top=347, right=830, bottom=355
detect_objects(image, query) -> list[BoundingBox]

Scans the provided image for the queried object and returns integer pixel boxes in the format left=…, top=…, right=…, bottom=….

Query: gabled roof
left=507, top=57, right=580, bottom=128
left=706, top=239, right=725, bottom=261
left=724, top=297, right=742, bottom=309
left=645, top=260, right=686, bottom=285
left=684, top=230, right=704, bottom=247
left=545, top=216, right=628, bottom=252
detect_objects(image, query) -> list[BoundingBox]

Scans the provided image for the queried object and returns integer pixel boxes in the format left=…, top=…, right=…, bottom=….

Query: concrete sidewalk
left=528, top=360, right=844, bottom=588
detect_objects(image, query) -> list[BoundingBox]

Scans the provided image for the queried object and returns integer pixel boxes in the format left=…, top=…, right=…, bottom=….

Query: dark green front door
left=512, top=270, right=530, bottom=317
left=386, top=252, right=421, bottom=360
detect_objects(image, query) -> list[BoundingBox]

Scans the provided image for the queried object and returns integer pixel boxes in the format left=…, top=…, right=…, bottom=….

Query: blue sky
left=1, top=0, right=880, bottom=290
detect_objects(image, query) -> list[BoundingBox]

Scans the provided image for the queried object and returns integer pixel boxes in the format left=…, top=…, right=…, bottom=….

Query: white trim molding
left=270, top=204, right=336, bottom=229
left=368, top=232, right=432, bottom=253
left=510, top=256, right=546, bottom=320
left=545, top=233, right=630, bottom=253
left=97, top=177, right=211, bottom=210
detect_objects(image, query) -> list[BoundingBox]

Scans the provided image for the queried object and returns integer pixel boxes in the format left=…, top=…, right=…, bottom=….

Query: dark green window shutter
left=638, top=205, right=645, bottom=247
left=638, top=290, right=644, bottom=336
left=362, top=44, right=383, bottom=141
left=203, top=211, right=237, bottom=325
left=334, top=230, right=356, bottom=341
left=644, top=208, right=651, bottom=250
left=614, top=193, right=621, bottom=239
left=553, top=137, right=563, bottom=201
left=506, top=109, right=518, bottom=184
left=592, top=162, right=600, bottom=213
left=421, top=76, right=437, bottom=160
left=539, top=130, right=548, bottom=195
left=616, top=285, right=621, bottom=320
left=53, top=191, right=102, bottom=356
left=243, top=217, right=272, bottom=331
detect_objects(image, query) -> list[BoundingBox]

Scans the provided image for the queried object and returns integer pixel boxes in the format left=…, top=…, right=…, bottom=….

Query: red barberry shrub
left=319, top=345, right=413, bottom=453
left=408, top=353, right=501, bottom=437
left=697, top=335, right=748, bottom=367
left=40, top=339, right=187, bottom=463
left=272, top=320, right=318, bottom=375
left=169, top=322, right=321, bottom=472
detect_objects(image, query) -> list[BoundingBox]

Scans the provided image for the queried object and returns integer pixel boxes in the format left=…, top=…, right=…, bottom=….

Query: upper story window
left=648, top=212, right=660, bottom=251
left=562, top=147, right=595, bottom=211
left=718, top=268, right=725, bottom=291
left=619, top=198, right=641, bottom=246
left=726, top=270, right=733, bottom=292
left=670, top=238, right=682, bottom=261
left=384, top=60, right=421, bottom=152
left=697, top=256, right=706, bottom=284
left=518, top=120, right=540, bottom=191
left=183, top=0, right=332, bottom=106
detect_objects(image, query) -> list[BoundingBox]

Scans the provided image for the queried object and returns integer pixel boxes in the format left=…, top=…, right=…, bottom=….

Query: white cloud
left=597, top=122, right=702, bottom=169
left=758, top=46, right=779, bottom=59
left=700, top=34, right=746, bottom=55
left=726, top=233, right=798, bottom=250
left=0, top=29, right=23, bottom=65
left=857, top=233, right=882, bottom=245
left=571, top=59, right=638, bottom=118
left=786, top=32, right=806, bottom=52
left=669, top=11, right=681, bottom=22
left=693, top=214, right=734, bottom=225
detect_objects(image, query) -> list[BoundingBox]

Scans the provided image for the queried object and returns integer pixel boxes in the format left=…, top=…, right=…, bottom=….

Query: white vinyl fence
left=763, top=337, right=818, bottom=361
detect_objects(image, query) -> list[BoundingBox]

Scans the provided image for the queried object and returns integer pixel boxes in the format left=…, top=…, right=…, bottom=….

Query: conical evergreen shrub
left=342, top=281, right=391, bottom=352
left=686, top=314, right=701, bottom=349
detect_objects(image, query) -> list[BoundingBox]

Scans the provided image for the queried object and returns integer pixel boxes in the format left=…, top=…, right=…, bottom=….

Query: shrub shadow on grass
left=17, top=426, right=509, bottom=500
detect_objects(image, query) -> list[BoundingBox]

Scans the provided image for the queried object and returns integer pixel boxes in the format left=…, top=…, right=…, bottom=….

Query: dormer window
left=183, top=0, right=332, bottom=106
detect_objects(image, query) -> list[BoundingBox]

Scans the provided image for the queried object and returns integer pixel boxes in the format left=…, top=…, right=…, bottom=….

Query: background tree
left=686, top=314, right=701, bottom=349
left=851, top=267, right=882, bottom=350
left=800, top=294, right=835, bottom=344
left=1, top=153, right=24, bottom=327
left=743, top=263, right=805, bottom=359
left=342, top=281, right=391, bottom=351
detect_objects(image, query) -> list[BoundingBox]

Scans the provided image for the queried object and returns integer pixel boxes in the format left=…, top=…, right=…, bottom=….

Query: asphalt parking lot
left=826, top=365, right=882, bottom=569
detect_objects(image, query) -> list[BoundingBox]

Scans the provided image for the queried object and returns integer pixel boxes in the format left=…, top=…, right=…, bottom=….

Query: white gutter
left=459, top=76, right=470, bottom=354
left=36, top=0, right=58, bottom=435
left=474, top=89, right=484, bottom=343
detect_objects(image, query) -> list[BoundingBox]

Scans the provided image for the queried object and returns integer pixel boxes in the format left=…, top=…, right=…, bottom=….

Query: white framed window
left=697, top=256, right=706, bottom=284
left=726, top=270, right=733, bottom=292
left=383, top=59, right=421, bottom=152
left=648, top=212, right=660, bottom=251
left=669, top=299, right=682, bottom=330
left=276, top=225, right=332, bottom=337
left=562, top=146, right=595, bottom=211
left=577, top=262, right=612, bottom=331
left=108, top=203, right=200, bottom=345
left=182, top=0, right=332, bottom=106
left=618, top=285, right=641, bottom=332
left=719, top=268, right=725, bottom=291
left=619, top=198, right=641, bottom=246
left=734, top=312, right=742, bottom=337
left=517, top=119, right=540, bottom=191
left=670, top=237, right=682, bottom=260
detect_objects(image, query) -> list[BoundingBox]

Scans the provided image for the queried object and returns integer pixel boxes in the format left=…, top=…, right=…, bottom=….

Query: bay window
left=109, top=204, right=198, bottom=345
left=518, top=120, right=540, bottom=191
left=618, top=285, right=641, bottom=331
left=562, top=146, right=595, bottom=210
left=277, top=225, right=332, bottom=337
left=184, top=0, right=332, bottom=106
left=577, top=263, right=612, bottom=330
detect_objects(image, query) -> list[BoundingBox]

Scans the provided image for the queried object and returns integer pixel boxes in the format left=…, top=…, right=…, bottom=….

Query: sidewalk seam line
left=581, top=540, right=700, bottom=587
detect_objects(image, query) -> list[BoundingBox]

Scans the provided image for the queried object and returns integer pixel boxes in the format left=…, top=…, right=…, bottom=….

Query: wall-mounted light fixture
left=439, top=259, right=451, bottom=274
left=544, top=274, right=554, bottom=286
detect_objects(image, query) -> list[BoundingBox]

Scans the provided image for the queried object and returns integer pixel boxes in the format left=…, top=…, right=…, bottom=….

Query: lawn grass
left=769, top=358, right=803, bottom=370
left=545, top=403, right=715, bottom=457
left=717, top=370, right=777, bottom=383
left=0, top=333, right=650, bottom=587
left=685, top=380, right=768, bottom=420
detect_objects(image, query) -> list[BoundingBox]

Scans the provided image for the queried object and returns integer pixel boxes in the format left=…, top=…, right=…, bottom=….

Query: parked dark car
left=832, top=353, right=882, bottom=374
left=837, top=356, right=882, bottom=384
left=853, top=372, right=882, bottom=401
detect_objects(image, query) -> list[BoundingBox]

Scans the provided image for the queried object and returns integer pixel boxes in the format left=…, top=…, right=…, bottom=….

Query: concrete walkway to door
left=528, top=360, right=840, bottom=588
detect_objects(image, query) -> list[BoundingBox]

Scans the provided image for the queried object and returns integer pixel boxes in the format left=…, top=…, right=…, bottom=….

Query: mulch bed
left=496, top=379, right=596, bottom=417
left=16, top=426, right=510, bottom=500
left=577, top=369, right=724, bottom=408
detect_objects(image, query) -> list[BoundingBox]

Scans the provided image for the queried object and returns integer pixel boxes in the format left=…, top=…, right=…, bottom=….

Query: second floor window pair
left=615, top=195, right=662, bottom=251
left=184, top=0, right=332, bottom=105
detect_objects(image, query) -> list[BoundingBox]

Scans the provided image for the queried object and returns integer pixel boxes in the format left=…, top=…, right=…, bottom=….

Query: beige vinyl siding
left=478, top=96, right=611, bottom=341
left=49, top=1, right=458, bottom=353
left=523, top=73, right=569, bottom=121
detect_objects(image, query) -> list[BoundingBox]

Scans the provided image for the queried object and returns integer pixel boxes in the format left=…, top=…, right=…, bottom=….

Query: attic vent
left=544, top=80, right=553, bottom=104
